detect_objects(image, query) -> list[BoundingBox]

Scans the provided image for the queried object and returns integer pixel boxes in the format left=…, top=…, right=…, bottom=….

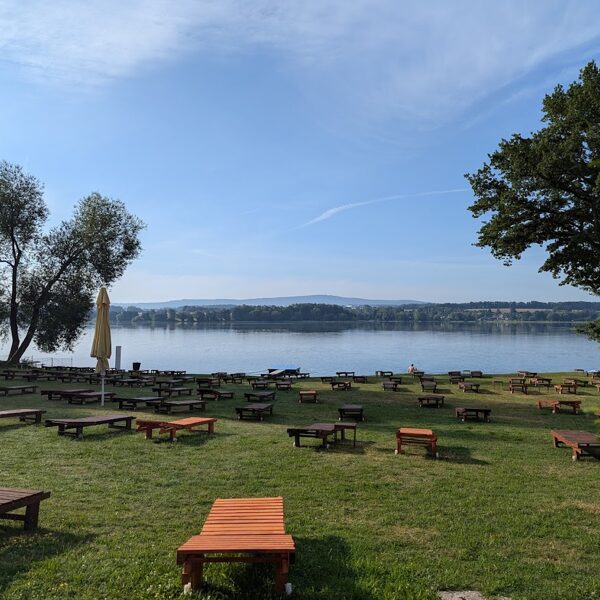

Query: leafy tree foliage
left=0, top=161, right=144, bottom=363
left=466, top=61, right=600, bottom=340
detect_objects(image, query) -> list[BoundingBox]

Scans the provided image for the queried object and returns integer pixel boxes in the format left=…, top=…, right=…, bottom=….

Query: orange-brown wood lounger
left=0, top=487, right=51, bottom=531
left=45, top=415, right=134, bottom=439
left=176, top=496, right=295, bottom=594
left=0, top=409, right=45, bottom=424
left=136, top=417, right=216, bottom=440
left=538, top=399, right=581, bottom=414
left=395, top=427, right=438, bottom=457
left=551, top=430, right=600, bottom=460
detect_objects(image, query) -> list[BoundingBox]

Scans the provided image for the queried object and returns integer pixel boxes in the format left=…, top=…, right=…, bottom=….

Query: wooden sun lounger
left=376, top=370, right=393, bottom=377
left=275, top=380, right=292, bottom=391
left=455, top=407, right=491, bottom=422
left=177, top=497, right=295, bottom=594
left=538, top=399, right=581, bottom=414
left=388, top=375, right=404, bottom=383
left=136, top=417, right=216, bottom=441
left=0, top=409, right=45, bottom=424
left=551, top=430, right=600, bottom=460
left=0, top=487, right=51, bottom=531
left=151, top=399, right=207, bottom=414
left=287, top=423, right=336, bottom=449
left=420, top=381, right=437, bottom=393
left=320, top=376, right=334, bottom=383
left=352, top=375, right=368, bottom=383
left=113, top=396, right=162, bottom=410
left=251, top=380, right=272, bottom=390
left=336, top=371, right=355, bottom=377
left=0, top=385, right=37, bottom=396
left=458, top=382, right=480, bottom=392
left=395, top=428, right=438, bottom=457
left=152, top=386, right=193, bottom=397
left=338, top=404, right=364, bottom=421
left=330, top=380, right=352, bottom=391
left=41, top=388, right=94, bottom=400
left=383, top=381, right=401, bottom=391
left=554, top=383, right=577, bottom=394
left=45, top=414, right=134, bottom=439
left=235, top=403, right=273, bottom=420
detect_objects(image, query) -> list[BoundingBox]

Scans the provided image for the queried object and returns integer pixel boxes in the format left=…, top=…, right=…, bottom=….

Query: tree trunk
left=8, top=258, right=20, bottom=361
left=8, top=322, right=38, bottom=365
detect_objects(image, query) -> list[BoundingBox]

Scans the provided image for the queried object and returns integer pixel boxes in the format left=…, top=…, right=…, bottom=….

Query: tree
left=466, top=61, right=600, bottom=339
left=0, top=161, right=144, bottom=363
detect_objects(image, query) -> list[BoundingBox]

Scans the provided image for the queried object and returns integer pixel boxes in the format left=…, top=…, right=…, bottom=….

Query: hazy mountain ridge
left=113, top=295, right=426, bottom=309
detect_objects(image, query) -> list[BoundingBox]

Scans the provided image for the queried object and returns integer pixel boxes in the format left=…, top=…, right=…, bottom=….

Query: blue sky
left=1, top=0, right=600, bottom=303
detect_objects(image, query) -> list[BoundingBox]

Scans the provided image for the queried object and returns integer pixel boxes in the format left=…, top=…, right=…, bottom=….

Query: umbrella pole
left=101, top=374, right=105, bottom=407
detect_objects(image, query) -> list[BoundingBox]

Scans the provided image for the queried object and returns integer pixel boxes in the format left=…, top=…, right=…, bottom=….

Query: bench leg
left=274, top=556, right=289, bottom=593
left=24, top=501, right=40, bottom=531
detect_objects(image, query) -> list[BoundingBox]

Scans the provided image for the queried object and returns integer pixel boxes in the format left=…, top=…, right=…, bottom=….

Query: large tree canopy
left=0, top=161, right=145, bottom=363
left=466, top=61, right=600, bottom=296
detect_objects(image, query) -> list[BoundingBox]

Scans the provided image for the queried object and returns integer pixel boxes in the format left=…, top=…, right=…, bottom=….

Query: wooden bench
left=382, top=381, right=401, bottom=391
left=458, top=382, right=480, bottom=393
left=376, top=370, right=393, bottom=377
left=0, top=385, right=37, bottom=396
left=152, top=386, right=193, bottom=397
left=45, top=415, right=134, bottom=439
left=554, top=383, right=577, bottom=395
left=330, top=380, right=352, bottom=391
left=244, top=391, right=276, bottom=402
left=113, top=396, right=162, bottom=410
left=197, top=388, right=234, bottom=400
left=287, top=423, right=336, bottom=449
left=421, top=381, right=437, bottom=393
left=338, top=404, right=364, bottom=421
left=0, top=409, right=45, bottom=424
left=551, top=430, right=600, bottom=461
left=509, top=382, right=528, bottom=394
left=538, top=399, right=581, bottom=414
left=251, top=380, right=272, bottom=390
left=455, top=407, right=491, bottom=422
left=136, top=417, right=217, bottom=441
left=298, top=390, right=318, bottom=403
left=418, top=395, right=444, bottom=408
left=0, top=487, right=51, bottom=531
left=352, top=375, right=368, bottom=384
left=67, top=391, right=115, bottom=405
left=395, top=428, right=438, bottom=457
left=275, top=380, right=292, bottom=391
left=177, top=497, right=295, bottom=594
left=41, top=388, right=94, bottom=400
left=150, top=399, right=207, bottom=414
left=235, top=403, right=273, bottom=421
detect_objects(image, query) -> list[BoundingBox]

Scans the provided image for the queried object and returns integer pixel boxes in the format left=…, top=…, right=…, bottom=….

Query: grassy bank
left=1, top=371, right=599, bottom=599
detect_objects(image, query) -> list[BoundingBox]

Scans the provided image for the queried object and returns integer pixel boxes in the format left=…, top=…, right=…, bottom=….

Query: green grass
left=1, top=372, right=600, bottom=599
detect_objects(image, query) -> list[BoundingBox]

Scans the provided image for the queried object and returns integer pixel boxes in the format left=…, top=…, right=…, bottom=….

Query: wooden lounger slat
left=178, top=534, right=295, bottom=553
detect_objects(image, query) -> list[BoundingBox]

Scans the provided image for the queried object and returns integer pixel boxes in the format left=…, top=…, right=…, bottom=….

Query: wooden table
left=244, top=391, right=276, bottom=402
left=235, top=403, right=273, bottom=420
left=177, top=496, right=295, bottom=594
left=287, top=423, right=336, bottom=448
left=551, top=430, right=600, bottom=460
left=395, top=428, right=437, bottom=457
left=418, top=395, right=445, bottom=408
left=538, top=399, right=581, bottom=414
left=455, top=407, right=491, bottom=422
left=0, top=487, right=51, bottom=531
left=298, top=390, right=318, bottom=403
left=338, top=404, right=364, bottom=421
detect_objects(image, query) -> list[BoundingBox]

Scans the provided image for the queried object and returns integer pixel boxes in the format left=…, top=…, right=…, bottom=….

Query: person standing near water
left=408, top=363, right=417, bottom=373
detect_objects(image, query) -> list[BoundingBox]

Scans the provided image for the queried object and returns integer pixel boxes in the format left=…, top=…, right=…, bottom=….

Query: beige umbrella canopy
left=90, top=287, right=111, bottom=404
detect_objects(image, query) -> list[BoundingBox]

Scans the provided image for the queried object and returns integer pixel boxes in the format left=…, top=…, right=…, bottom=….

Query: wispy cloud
left=302, top=188, right=468, bottom=227
left=1, top=1, right=600, bottom=122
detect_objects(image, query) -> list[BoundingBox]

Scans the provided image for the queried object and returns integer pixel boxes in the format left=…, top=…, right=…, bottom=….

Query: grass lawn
left=1, top=371, right=600, bottom=600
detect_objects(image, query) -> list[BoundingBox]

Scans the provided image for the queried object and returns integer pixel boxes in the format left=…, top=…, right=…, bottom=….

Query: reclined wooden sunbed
left=45, top=415, right=134, bottom=439
left=0, top=384, right=37, bottom=396
left=0, top=409, right=45, bottom=425
left=136, top=417, right=216, bottom=441
left=0, top=487, right=51, bottom=531
left=41, top=388, right=94, bottom=400
left=177, top=496, right=295, bottom=594
left=551, top=430, right=600, bottom=460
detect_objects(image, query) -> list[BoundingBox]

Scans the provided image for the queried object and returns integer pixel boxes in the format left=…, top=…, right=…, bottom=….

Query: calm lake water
left=4, top=322, right=600, bottom=375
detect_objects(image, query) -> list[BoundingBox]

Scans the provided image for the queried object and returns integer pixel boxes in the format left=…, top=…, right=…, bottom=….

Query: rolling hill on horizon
left=113, top=294, right=427, bottom=309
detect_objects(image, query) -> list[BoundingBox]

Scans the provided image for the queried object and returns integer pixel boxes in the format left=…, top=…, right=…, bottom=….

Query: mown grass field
left=1, top=371, right=599, bottom=600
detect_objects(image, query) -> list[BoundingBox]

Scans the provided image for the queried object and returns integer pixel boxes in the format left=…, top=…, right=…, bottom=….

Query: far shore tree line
left=1, top=60, right=600, bottom=362
left=110, top=302, right=600, bottom=325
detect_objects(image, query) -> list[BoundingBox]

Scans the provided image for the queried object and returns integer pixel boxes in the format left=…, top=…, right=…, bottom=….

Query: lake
left=3, top=322, right=599, bottom=375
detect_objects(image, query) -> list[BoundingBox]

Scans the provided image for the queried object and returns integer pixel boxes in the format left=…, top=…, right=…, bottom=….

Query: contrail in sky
left=301, top=188, right=469, bottom=227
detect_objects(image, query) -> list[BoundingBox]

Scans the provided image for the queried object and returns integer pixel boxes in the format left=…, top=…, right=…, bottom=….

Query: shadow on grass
left=0, top=527, right=94, bottom=594
left=437, top=445, right=490, bottom=465
left=193, top=535, right=372, bottom=600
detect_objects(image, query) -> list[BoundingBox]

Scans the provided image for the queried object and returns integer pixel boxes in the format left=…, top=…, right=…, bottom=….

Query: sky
left=1, top=0, right=599, bottom=303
